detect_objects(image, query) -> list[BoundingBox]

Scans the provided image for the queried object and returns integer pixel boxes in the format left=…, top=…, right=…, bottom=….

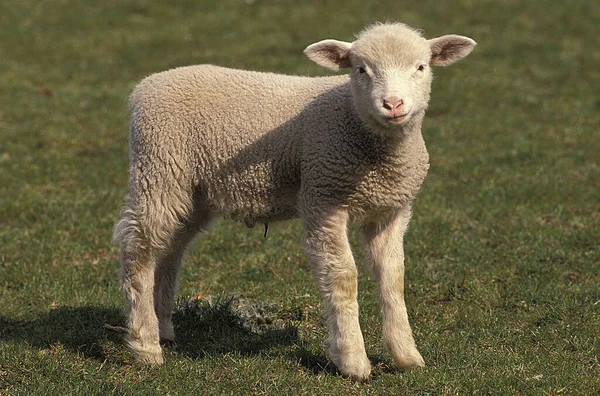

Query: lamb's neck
left=378, top=111, right=426, bottom=152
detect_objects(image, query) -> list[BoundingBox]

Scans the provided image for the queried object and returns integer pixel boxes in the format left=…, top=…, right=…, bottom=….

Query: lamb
left=114, top=22, right=476, bottom=380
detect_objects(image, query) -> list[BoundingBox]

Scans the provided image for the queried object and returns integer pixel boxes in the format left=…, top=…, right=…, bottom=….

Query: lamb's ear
left=428, top=35, right=477, bottom=66
left=304, top=39, right=352, bottom=71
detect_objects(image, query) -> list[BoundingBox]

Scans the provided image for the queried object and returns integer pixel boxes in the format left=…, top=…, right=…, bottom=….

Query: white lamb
left=114, top=22, right=476, bottom=380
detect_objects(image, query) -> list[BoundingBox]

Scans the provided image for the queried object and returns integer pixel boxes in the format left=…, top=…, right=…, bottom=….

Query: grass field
left=1, top=0, right=599, bottom=394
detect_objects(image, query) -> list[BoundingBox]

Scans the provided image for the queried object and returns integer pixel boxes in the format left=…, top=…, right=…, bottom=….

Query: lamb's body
left=128, top=66, right=427, bottom=232
left=115, top=23, right=475, bottom=381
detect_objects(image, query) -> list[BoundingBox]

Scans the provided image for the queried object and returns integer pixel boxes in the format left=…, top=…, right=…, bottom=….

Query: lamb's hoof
left=336, top=357, right=372, bottom=381
left=135, top=349, right=164, bottom=365
left=394, top=351, right=425, bottom=370
left=127, top=337, right=164, bottom=365
left=160, top=338, right=176, bottom=348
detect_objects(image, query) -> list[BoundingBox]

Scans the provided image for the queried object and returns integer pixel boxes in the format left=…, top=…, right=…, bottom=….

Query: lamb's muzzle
left=383, top=97, right=404, bottom=112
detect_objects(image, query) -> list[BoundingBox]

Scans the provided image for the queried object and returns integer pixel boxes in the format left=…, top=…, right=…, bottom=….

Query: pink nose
left=383, top=97, right=404, bottom=111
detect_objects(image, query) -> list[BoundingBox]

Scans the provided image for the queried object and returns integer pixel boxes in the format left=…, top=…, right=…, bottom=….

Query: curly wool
left=118, top=62, right=429, bottom=249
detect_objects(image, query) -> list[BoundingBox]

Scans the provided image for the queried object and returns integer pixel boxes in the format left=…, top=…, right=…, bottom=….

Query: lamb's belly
left=208, top=169, right=300, bottom=226
left=226, top=190, right=299, bottom=227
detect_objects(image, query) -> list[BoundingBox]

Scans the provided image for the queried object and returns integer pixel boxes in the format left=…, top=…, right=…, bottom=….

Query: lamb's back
left=128, top=65, right=349, bottom=224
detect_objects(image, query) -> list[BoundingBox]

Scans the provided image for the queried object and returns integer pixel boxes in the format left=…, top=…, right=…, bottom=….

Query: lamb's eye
left=358, top=67, right=366, bottom=74
left=417, top=64, right=425, bottom=71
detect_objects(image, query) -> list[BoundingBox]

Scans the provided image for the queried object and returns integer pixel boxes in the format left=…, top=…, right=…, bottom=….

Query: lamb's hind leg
left=153, top=207, right=214, bottom=345
left=362, top=205, right=424, bottom=369
left=115, top=207, right=164, bottom=364
left=115, top=180, right=196, bottom=364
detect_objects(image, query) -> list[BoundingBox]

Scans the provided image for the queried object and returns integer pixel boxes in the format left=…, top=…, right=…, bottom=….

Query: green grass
left=1, top=0, right=599, bottom=394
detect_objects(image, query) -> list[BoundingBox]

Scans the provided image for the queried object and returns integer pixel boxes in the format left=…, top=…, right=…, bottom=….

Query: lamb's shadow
left=166, top=297, right=338, bottom=376
left=168, top=297, right=300, bottom=359
left=0, top=301, right=325, bottom=371
left=287, top=347, right=339, bottom=377
left=0, top=306, right=123, bottom=362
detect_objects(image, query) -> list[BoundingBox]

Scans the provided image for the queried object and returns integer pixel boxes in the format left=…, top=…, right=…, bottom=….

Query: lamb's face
left=304, top=22, right=476, bottom=134
left=348, top=29, right=433, bottom=130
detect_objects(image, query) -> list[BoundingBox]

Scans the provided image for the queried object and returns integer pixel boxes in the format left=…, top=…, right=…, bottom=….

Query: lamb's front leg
left=303, top=209, right=371, bottom=381
left=362, top=206, right=424, bottom=369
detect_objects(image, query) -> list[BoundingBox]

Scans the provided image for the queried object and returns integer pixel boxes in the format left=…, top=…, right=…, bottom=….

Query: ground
left=0, top=0, right=598, bottom=394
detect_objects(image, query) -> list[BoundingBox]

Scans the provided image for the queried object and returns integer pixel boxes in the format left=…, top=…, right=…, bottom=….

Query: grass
left=1, top=0, right=599, bottom=394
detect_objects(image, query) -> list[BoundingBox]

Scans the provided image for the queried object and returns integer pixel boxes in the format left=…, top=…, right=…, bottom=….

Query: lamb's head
left=304, top=23, right=476, bottom=135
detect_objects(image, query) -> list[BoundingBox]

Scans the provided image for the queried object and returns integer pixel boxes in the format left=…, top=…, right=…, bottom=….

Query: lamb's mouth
left=386, top=113, right=410, bottom=124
